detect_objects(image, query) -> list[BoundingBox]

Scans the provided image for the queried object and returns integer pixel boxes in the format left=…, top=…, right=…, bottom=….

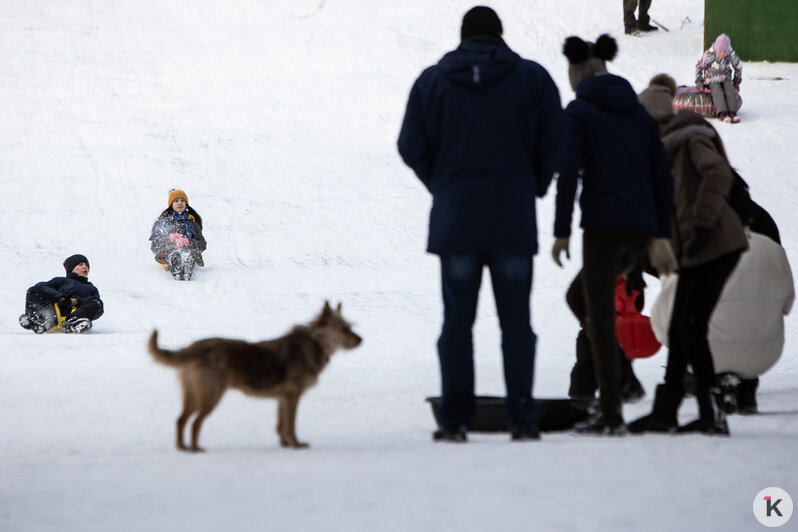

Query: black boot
left=569, top=330, right=597, bottom=403
left=575, top=403, right=627, bottom=436
left=628, top=384, right=683, bottom=433
left=737, top=378, right=759, bottom=415
left=678, top=386, right=730, bottom=435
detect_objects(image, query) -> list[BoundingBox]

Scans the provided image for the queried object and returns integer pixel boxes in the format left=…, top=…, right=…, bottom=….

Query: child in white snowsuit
left=19, top=254, right=104, bottom=334
left=695, top=33, right=743, bottom=123
left=149, top=189, right=206, bottom=280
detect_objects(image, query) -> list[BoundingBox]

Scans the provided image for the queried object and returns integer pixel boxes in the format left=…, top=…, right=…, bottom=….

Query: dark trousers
left=569, top=329, right=641, bottom=399
left=664, top=251, right=741, bottom=391
left=25, top=286, right=104, bottom=329
left=565, top=231, right=650, bottom=415
left=624, top=0, right=652, bottom=29
left=436, top=252, right=537, bottom=432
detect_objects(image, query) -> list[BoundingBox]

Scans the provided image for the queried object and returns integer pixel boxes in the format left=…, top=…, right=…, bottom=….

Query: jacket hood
left=438, top=41, right=520, bottom=87
left=661, top=110, right=716, bottom=154
left=576, top=73, right=640, bottom=113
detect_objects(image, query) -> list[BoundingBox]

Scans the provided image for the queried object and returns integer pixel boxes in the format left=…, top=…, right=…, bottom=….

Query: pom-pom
left=648, top=73, right=677, bottom=97
left=593, top=34, right=618, bottom=62
left=563, top=36, right=590, bottom=63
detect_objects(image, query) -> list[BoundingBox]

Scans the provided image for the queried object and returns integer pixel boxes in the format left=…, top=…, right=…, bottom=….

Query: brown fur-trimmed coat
left=661, top=111, right=748, bottom=268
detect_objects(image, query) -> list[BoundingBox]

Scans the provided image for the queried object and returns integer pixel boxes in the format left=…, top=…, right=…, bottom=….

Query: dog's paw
left=292, top=442, right=309, bottom=449
left=189, top=446, right=206, bottom=453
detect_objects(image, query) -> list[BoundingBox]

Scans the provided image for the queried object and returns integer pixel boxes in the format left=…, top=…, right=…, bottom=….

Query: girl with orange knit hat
left=149, top=189, right=206, bottom=280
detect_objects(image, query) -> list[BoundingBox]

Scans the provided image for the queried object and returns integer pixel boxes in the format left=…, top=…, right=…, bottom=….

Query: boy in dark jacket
left=19, top=254, right=104, bottom=334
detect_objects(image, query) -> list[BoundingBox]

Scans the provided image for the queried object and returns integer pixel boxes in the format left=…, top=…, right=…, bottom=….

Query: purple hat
left=713, top=34, right=731, bottom=54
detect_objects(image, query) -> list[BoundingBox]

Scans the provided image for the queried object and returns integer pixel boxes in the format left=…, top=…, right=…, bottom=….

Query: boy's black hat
left=461, top=6, right=503, bottom=41
left=64, top=254, right=90, bottom=274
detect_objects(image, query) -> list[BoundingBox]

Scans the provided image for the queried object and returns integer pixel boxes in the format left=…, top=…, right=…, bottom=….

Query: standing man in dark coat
left=553, top=35, right=676, bottom=434
left=398, top=6, right=565, bottom=442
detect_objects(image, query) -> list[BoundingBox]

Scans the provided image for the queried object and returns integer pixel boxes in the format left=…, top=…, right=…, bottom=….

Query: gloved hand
left=168, top=233, right=191, bottom=247
left=695, top=81, right=704, bottom=91
left=733, top=82, right=740, bottom=93
left=686, top=228, right=713, bottom=260
left=647, top=238, right=677, bottom=275
left=56, top=297, right=76, bottom=315
left=551, top=237, right=570, bottom=268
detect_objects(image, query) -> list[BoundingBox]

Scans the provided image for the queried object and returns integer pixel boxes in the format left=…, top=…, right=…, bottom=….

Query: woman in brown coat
left=631, top=74, right=748, bottom=435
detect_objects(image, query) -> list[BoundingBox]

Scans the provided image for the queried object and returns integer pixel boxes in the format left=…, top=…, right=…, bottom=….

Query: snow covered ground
left=1, top=0, right=796, bottom=530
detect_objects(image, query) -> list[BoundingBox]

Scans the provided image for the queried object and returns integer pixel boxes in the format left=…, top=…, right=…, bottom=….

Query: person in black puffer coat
left=552, top=35, right=676, bottom=435
left=19, top=254, right=104, bottom=334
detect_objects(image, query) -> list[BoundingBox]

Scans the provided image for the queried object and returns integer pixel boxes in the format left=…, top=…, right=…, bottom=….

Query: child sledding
left=18, top=254, right=104, bottom=334
left=673, top=34, right=743, bottom=123
left=149, top=189, right=206, bottom=281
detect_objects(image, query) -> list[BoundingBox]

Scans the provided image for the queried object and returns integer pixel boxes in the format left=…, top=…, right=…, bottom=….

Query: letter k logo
left=765, top=496, right=784, bottom=517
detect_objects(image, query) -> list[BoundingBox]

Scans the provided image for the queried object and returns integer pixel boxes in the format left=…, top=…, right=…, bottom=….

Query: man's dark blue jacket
left=398, top=39, right=565, bottom=255
left=554, top=74, right=673, bottom=239
left=34, top=272, right=102, bottom=305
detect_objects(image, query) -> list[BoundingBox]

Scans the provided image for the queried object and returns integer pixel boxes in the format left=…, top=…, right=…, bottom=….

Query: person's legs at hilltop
left=436, top=253, right=484, bottom=439
left=488, top=252, right=539, bottom=439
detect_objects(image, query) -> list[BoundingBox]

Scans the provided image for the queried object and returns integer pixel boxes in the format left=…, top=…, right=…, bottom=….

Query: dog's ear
left=317, top=300, right=333, bottom=323
left=336, top=302, right=342, bottom=313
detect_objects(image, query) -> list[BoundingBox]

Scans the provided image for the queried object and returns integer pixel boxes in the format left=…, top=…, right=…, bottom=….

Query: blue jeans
left=436, top=252, right=538, bottom=432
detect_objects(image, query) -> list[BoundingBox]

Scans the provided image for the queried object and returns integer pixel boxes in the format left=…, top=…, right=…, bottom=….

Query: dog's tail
left=147, top=330, right=193, bottom=367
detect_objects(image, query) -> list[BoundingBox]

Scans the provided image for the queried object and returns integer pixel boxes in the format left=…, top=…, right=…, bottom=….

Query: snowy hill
left=1, top=1, right=796, bottom=530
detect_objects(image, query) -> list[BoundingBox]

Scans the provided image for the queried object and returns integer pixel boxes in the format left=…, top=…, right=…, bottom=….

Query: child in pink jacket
left=696, top=33, right=743, bottom=123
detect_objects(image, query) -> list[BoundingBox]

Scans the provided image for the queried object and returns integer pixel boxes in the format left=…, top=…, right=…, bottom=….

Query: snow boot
left=19, top=313, right=47, bottom=334
left=716, top=372, right=740, bottom=414
left=574, top=405, right=627, bottom=436
left=736, top=378, right=759, bottom=415
left=182, top=252, right=196, bottom=280
left=678, top=386, right=730, bottom=435
left=61, top=316, right=92, bottom=334
left=432, top=426, right=467, bottom=443
left=627, top=384, right=683, bottom=433
left=169, top=252, right=186, bottom=280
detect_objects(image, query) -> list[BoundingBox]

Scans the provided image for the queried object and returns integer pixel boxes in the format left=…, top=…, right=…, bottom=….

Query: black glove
left=696, top=81, right=704, bottom=91
left=686, top=228, right=713, bottom=260
left=56, top=297, right=75, bottom=315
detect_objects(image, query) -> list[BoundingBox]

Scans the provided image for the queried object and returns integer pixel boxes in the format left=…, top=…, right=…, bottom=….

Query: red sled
left=614, top=276, right=661, bottom=359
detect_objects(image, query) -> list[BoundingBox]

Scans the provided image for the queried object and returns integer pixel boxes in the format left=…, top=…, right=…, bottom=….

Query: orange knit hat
left=168, top=189, right=188, bottom=207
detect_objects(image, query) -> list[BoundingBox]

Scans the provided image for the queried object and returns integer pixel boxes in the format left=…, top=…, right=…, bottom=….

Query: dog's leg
left=284, top=391, right=308, bottom=449
left=189, top=380, right=225, bottom=453
left=176, top=373, right=196, bottom=451
left=277, top=398, right=290, bottom=447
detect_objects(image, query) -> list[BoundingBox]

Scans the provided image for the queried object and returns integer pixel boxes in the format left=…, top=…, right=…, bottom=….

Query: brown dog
left=147, top=301, right=362, bottom=452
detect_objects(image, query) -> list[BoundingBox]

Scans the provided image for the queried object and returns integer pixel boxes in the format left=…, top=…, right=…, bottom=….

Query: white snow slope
left=2, top=1, right=797, bottom=530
